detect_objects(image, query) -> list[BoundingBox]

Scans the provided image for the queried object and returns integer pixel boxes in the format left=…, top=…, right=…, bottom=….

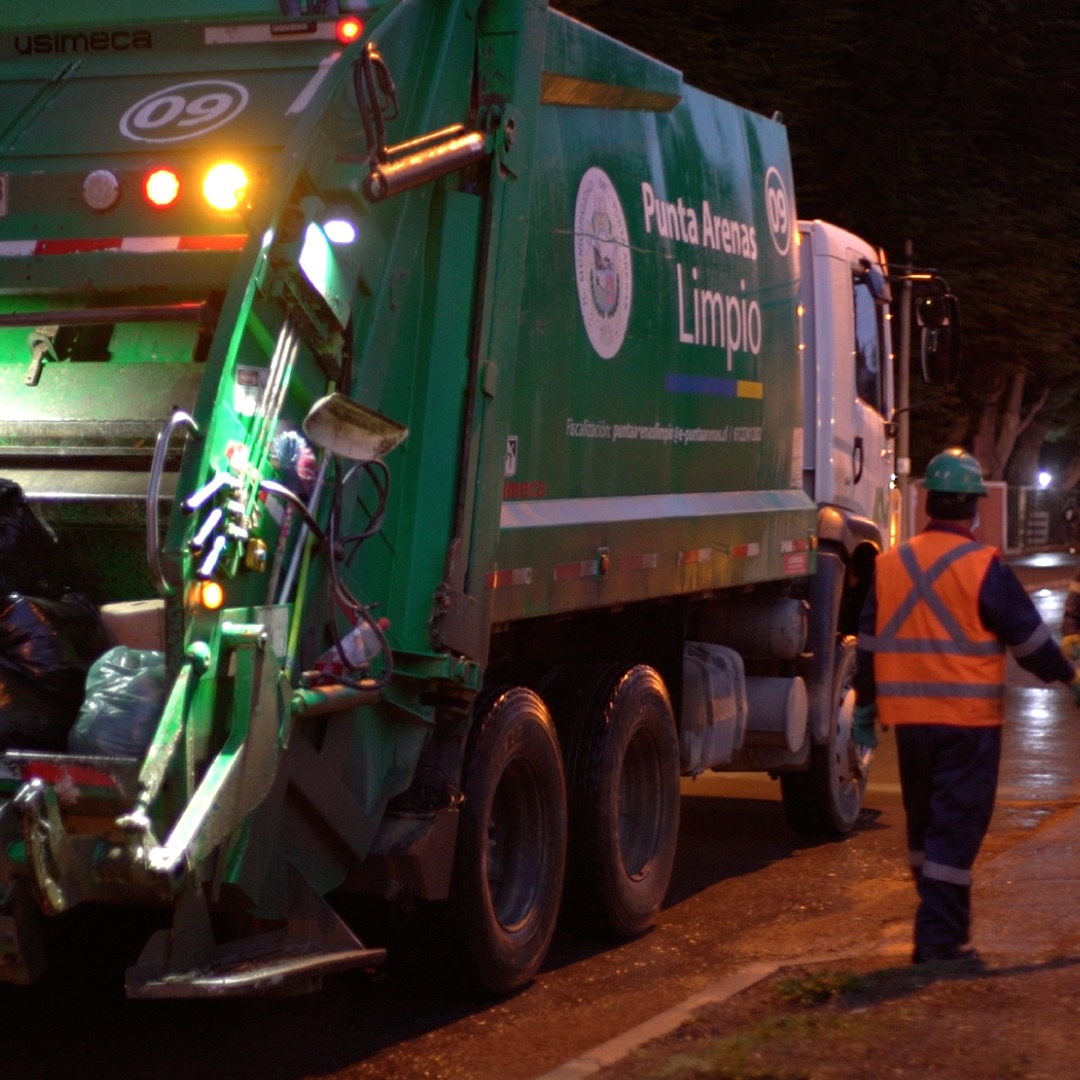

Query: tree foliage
left=555, top=0, right=1080, bottom=483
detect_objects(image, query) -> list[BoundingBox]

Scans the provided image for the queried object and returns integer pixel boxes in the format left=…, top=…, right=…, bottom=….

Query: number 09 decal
left=764, top=165, right=792, bottom=257
left=120, top=81, right=250, bottom=144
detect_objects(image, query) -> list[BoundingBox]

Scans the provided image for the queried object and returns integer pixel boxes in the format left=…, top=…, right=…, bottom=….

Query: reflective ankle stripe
left=922, top=859, right=973, bottom=886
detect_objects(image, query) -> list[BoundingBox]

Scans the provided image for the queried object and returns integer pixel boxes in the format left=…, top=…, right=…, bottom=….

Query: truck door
left=849, top=252, right=896, bottom=542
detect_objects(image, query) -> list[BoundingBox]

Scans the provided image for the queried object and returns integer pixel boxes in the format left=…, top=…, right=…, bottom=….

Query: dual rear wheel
left=451, top=665, right=681, bottom=993
left=451, top=640, right=867, bottom=994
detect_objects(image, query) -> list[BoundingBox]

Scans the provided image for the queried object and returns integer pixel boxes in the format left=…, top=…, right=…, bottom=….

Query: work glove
left=1070, top=669, right=1080, bottom=707
left=853, top=703, right=878, bottom=749
left=1062, top=634, right=1080, bottom=661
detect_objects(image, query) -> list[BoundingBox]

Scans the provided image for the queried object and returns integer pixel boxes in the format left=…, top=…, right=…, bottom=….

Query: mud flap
left=125, top=863, right=385, bottom=998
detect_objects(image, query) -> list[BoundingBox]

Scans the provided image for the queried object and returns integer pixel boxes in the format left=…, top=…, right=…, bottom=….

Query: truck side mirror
left=917, top=293, right=961, bottom=387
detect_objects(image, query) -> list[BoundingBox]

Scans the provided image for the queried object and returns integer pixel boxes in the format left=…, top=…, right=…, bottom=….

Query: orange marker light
left=203, top=162, right=248, bottom=212
left=200, top=580, right=225, bottom=610
left=144, top=168, right=181, bottom=208
left=336, top=16, right=363, bottom=44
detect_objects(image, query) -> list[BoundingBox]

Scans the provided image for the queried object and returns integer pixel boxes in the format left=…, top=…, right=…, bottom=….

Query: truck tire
left=451, top=686, right=567, bottom=995
left=780, top=636, right=869, bottom=835
left=541, top=664, right=680, bottom=939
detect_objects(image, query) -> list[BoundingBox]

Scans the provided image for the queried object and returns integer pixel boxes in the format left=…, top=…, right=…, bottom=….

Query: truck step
left=125, top=863, right=386, bottom=999
left=126, top=936, right=386, bottom=999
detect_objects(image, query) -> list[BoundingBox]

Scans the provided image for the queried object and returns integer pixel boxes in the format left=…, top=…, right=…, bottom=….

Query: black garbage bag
left=0, top=592, right=113, bottom=751
left=0, top=479, right=63, bottom=599
left=0, top=667, right=82, bottom=752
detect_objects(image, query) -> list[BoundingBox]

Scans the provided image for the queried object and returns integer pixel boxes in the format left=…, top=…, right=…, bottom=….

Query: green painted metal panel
left=486, top=13, right=814, bottom=620
left=353, top=189, right=482, bottom=651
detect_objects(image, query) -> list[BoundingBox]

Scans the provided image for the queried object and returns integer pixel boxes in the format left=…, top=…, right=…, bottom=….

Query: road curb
left=534, top=946, right=897, bottom=1080
left=534, top=961, right=781, bottom=1080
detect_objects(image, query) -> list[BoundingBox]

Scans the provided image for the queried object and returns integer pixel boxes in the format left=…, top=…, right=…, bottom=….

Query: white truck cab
left=799, top=219, right=899, bottom=551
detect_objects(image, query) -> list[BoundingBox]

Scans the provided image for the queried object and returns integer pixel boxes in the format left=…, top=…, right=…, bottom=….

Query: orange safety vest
left=868, top=529, right=1005, bottom=728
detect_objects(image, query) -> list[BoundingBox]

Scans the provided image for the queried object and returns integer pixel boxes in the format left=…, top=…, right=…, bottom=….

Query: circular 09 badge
left=574, top=167, right=632, bottom=359
left=119, top=80, right=250, bottom=144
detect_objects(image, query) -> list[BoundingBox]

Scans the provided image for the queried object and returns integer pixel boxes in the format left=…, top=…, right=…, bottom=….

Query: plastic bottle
left=314, top=617, right=388, bottom=676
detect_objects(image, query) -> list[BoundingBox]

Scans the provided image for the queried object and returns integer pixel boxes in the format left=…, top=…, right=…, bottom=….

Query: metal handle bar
left=147, top=410, right=200, bottom=595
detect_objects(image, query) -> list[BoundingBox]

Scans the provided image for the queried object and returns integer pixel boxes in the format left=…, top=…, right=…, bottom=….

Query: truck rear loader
left=0, top=0, right=956, bottom=996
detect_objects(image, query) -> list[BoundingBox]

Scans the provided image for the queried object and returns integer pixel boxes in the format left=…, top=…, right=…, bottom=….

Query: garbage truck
left=0, top=0, right=958, bottom=996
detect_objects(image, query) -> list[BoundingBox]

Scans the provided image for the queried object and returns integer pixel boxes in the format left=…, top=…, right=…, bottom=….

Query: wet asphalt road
left=3, top=560, right=1079, bottom=1080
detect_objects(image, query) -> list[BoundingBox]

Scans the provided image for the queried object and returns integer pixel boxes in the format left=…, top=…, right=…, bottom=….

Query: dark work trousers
left=895, top=723, right=1002, bottom=949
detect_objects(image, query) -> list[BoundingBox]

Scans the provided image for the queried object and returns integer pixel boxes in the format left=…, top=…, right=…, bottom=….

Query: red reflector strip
left=678, top=547, right=713, bottom=565
left=618, top=553, right=658, bottom=572
left=37, top=237, right=119, bottom=255
left=0, top=235, right=246, bottom=257
left=176, top=234, right=248, bottom=252
left=485, top=567, right=533, bottom=589
left=24, top=761, right=122, bottom=792
left=554, top=559, right=597, bottom=581
left=720, top=542, right=761, bottom=559
left=780, top=538, right=812, bottom=553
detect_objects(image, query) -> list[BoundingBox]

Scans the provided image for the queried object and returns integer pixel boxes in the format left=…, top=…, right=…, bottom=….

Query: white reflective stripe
left=287, top=54, right=341, bottom=115
left=121, top=236, right=182, bottom=252
left=500, top=489, right=810, bottom=530
left=922, top=859, right=972, bottom=886
left=877, top=681, right=1004, bottom=699
left=0, top=240, right=37, bottom=256
left=871, top=635, right=1002, bottom=656
left=205, top=24, right=339, bottom=45
left=885, top=540, right=984, bottom=648
left=909, top=850, right=925, bottom=869
left=1010, top=620, right=1051, bottom=659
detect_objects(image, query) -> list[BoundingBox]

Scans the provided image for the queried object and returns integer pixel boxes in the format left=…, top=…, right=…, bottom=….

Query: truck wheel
left=451, top=686, right=566, bottom=995
left=780, top=636, right=869, bottom=835
left=541, top=664, right=680, bottom=939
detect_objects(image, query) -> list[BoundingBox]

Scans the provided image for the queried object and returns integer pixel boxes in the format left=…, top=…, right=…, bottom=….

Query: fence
left=1007, top=485, right=1079, bottom=554
left=905, top=480, right=1080, bottom=554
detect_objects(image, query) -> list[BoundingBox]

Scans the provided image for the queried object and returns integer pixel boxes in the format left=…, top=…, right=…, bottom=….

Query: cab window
left=853, top=280, right=886, bottom=414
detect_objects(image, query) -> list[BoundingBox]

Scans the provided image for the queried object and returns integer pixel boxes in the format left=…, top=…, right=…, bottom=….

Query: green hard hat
left=921, top=448, right=987, bottom=495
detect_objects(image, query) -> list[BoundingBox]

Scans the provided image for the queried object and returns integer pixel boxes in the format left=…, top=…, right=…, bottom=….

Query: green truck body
left=0, top=1, right=926, bottom=996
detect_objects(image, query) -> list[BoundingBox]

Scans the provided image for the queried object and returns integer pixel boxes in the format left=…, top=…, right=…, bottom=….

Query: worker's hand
left=1070, top=669, right=1080, bottom=707
left=853, top=703, right=878, bottom=749
left=1063, top=634, right=1080, bottom=661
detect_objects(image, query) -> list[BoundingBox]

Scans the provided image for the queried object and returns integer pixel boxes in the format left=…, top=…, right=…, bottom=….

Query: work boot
left=911, top=942, right=982, bottom=967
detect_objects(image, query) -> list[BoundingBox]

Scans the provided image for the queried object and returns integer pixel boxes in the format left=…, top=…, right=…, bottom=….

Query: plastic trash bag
left=0, top=478, right=63, bottom=599
left=68, top=646, right=167, bottom=758
left=0, top=592, right=112, bottom=704
left=0, top=667, right=83, bottom=752
left=0, top=592, right=112, bottom=751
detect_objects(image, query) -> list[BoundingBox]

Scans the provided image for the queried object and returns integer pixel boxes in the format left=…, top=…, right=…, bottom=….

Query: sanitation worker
left=853, top=448, right=1080, bottom=964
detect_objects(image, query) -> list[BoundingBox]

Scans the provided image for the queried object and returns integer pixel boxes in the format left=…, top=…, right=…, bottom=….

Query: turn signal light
left=199, top=580, right=225, bottom=610
left=144, top=168, right=181, bottom=208
left=203, top=162, right=248, bottom=212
